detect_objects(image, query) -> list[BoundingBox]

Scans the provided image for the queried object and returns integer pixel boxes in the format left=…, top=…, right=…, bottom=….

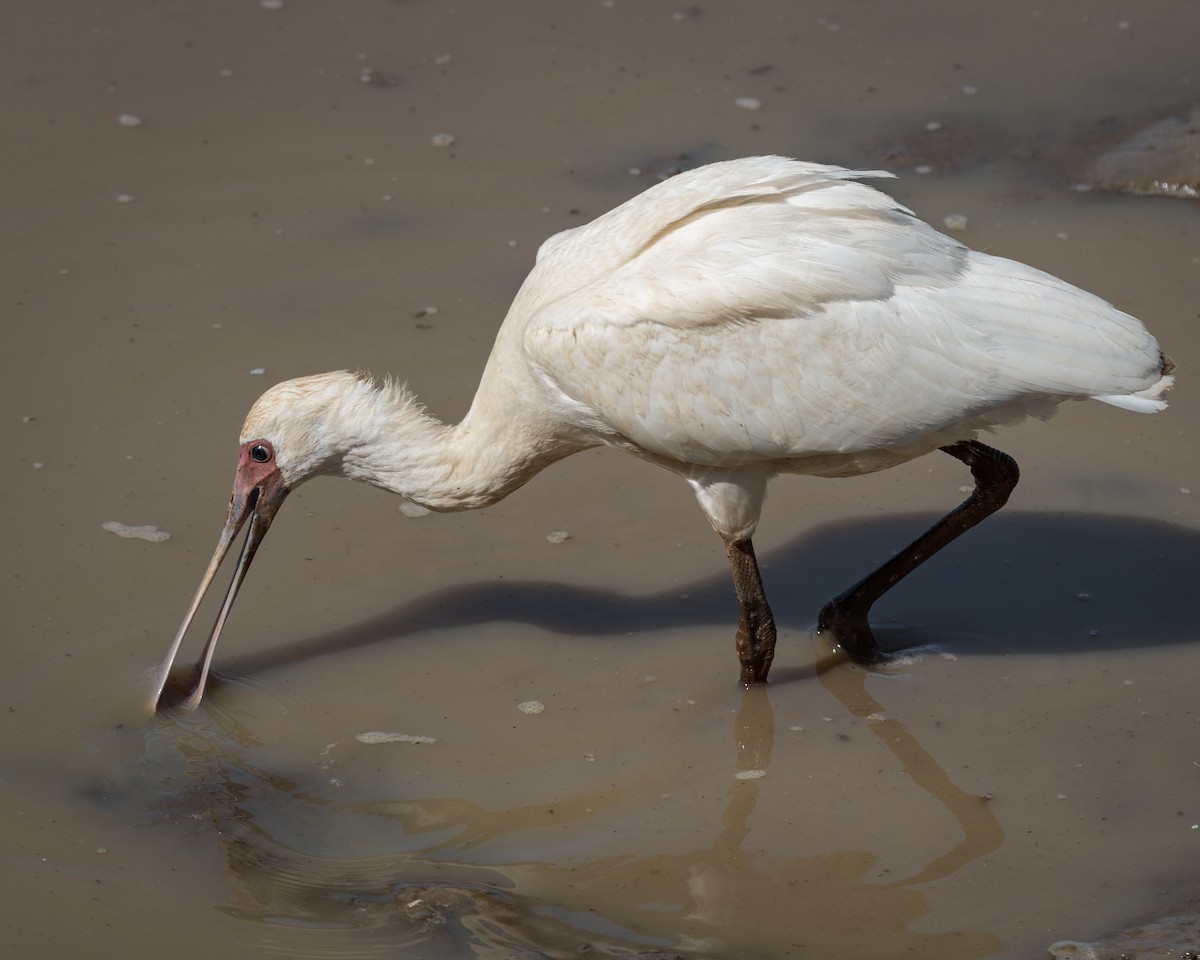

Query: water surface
left=4, top=1, right=1199, bottom=957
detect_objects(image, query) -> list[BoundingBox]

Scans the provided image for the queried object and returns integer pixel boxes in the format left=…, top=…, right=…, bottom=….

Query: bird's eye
left=250, top=444, right=272, bottom=463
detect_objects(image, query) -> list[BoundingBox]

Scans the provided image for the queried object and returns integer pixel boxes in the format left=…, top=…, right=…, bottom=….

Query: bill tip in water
left=151, top=668, right=208, bottom=714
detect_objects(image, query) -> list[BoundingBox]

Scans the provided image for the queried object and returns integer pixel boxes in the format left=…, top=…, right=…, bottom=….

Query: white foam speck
left=517, top=700, right=545, bottom=715
left=735, top=769, right=767, bottom=780
left=355, top=731, right=436, bottom=744
left=102, top=521, right=170, bottom=542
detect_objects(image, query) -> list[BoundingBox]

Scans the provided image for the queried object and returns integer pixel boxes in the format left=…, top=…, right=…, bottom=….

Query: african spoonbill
left=152, top=156, right=1173, bottom=711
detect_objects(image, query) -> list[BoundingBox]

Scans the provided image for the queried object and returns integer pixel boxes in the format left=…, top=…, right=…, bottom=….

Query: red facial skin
left=149, top=438, right=290, bottom=712
left=231, top=439, right=288, bottom=533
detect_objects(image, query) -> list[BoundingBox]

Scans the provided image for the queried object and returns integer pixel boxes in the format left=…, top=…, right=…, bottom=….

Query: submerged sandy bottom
left=3, top=1, right=1199, bottom=958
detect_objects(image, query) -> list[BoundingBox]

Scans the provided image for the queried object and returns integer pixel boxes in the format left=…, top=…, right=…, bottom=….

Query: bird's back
left=495, top=157, right=1169, bottom=473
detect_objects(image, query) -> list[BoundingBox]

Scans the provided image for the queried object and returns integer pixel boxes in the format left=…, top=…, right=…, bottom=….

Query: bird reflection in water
left=169, top=656, right=1005, bottom=959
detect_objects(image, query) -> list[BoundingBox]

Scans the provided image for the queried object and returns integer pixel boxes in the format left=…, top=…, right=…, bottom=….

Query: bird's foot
left=738, top=659, right=772, bottom=686
left=817, top=599, right=885, bottom=663
left=735, top=622, right=776, bottom=685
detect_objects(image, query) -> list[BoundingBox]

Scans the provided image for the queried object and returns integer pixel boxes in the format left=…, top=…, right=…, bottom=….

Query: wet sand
left=3, top=1, right=1199, bottom=957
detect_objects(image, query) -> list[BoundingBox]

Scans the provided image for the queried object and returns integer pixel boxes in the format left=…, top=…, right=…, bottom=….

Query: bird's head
left=150, top=371, right=371, bottom=713
left=237, top=371, right=377, bottom=484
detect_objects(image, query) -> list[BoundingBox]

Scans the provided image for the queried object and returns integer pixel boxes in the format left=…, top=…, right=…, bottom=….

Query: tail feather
left=1093, top=353, right=1174, bottom=413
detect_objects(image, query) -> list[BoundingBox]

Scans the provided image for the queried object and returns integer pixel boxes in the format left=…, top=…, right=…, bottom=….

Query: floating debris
left=360, top=67, right=400, bottom=87
left=1086, top=106, right=1200, bottom=199
left=626, top=151, right=698, bottom=181
left=942, top=213, right=969, bottom=231
left=517, top=700, right=545, bottom=715
left=1049, top=899, right=1200, bottom=959
left=116, top=113, right=143, bottom=127
left=102, top=521, right=171, bottom=543
left=734, top=97, right=762, bottom=111
left=735, top=769, right=767, bottom=780
left=355, top=731, right=436, bottom=744
left=430, top=132, right=456, bottom=148
left=546, top=529, right=571, bottom=544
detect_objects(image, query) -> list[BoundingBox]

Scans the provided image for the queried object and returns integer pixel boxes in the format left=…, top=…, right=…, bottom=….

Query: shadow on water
left=131, top=510, right=1197, bottom=958
left=221, top=510, right=1198, bottom=684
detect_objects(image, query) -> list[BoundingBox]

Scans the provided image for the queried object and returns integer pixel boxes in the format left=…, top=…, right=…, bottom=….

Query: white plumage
left=152, top=156, right=1172, bottom=711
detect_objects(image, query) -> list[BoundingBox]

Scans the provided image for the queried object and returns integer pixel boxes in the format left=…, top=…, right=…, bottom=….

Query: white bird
left=151, top=156, right=1173, bottom=711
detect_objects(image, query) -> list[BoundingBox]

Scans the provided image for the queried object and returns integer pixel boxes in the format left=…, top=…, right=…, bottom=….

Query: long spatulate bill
left=151, top=440, right=288, bottom=712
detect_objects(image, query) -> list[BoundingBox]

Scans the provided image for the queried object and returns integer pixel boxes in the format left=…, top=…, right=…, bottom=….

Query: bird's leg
left=725, top=538, right=777, bottom=685
left=818, top=440, right=1020, bottom=662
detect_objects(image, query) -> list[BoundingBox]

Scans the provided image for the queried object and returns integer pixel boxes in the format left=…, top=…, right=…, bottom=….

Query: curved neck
left=336, top=381, right=571, bottom=512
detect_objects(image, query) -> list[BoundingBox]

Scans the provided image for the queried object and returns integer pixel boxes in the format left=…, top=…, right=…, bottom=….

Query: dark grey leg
left=726, top=538, right=777, bottom=685
left=818, top=440, right=1020, bottom=661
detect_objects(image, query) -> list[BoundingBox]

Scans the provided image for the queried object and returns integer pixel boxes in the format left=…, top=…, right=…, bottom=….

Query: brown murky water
left=4, top=1, right=1199, bottom=957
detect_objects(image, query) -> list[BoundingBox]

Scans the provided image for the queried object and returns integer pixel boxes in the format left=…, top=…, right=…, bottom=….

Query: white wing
left=520, top=158, right=1168, bottom=467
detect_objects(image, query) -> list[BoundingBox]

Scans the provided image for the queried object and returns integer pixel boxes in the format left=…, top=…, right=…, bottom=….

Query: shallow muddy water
left=3, top=1, right=1199, bottom=958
